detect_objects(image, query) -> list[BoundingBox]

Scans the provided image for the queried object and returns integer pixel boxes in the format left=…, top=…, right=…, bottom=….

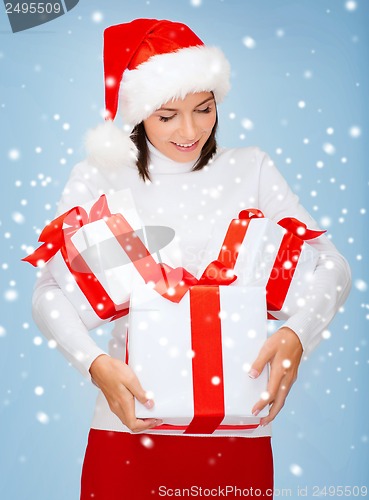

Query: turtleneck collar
left=146, top=140, right=199, bottom=175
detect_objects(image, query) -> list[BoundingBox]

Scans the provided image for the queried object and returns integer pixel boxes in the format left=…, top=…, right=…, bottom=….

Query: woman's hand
left=89, top=354, right=163, bottom=433
left=249, top=326, right=303, bottom=426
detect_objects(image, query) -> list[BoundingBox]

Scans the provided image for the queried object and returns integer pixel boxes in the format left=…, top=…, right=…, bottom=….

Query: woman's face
left=143, top=91, right=217, bottom=163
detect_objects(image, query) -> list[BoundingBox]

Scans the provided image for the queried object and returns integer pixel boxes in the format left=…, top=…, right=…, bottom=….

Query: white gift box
left=46, top=190, right=179, bottom=330
left=127, top=284, right=269, bottom=434
left=233, top=218, right=320, bottom=320
left=199, top=214, right=322, bottom=321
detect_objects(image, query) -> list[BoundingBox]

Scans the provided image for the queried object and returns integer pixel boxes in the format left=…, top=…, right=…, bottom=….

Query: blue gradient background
left=0, top=1, right=368, bottom=498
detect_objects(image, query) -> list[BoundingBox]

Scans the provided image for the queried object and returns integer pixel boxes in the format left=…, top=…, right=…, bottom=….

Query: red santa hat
left=85, top=18, right=231, bottom=169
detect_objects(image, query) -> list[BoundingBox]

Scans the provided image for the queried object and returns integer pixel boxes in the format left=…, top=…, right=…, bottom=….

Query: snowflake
left=290, top=463, right=303, bottom=476
left=242, top=36, right=256, bottom=49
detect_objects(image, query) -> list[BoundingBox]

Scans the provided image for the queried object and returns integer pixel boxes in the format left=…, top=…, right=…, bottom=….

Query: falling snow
left=140, top=436, right=154, bottom=448
left=34, top=386, right=44, bottom=396
left=349, top=125, right=361, bottom=138
left=12, top=212, right=25, bottom=224
left=241, top=118, right=254, bottom=131
left=4, top=289, right=18, bottom=302
left=355, top=279, right=367, bottom=292
left=242, top=36, right=256, bottom=49
left=323, top=142, right=336, bottom=155
left=8, top=149, right=20, bottom=160
left=290, top=464, right=303, bottom=477
left=321, top=329, right=331, bottom=340
left=36, top=412, right=49, bottom=424
left=1, top=4, right=367, bottom=497
left=345, top=1, right=358, bottom=11
left=91, top=11, right=103, bottom=23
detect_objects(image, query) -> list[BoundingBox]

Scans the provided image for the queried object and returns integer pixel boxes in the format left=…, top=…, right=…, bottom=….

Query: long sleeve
left=257, top=151, right=352, bottom=357
left=31, top=162, right=111, bottom=382
left=32, top=268, right=108, bottom=380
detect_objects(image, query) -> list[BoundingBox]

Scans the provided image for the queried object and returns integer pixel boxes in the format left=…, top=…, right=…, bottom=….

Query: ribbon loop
left=63, top=206, right=89, bottom=229
left=199, top=259, right=237, bottom=286
left=88, top=194, right=112, bottom=222
left=238, top=208, right=264, bottom=220
left=237, top=209, right=326, bottom=241
left=23, top=201, right=327, bottom=325
left=22, top=195, right=113, bottom=267
left=278, top=217, right=326, bottom=240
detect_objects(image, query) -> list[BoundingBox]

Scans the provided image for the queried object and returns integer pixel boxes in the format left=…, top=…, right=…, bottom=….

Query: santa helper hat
left=85, top=18, right=231, bottom=169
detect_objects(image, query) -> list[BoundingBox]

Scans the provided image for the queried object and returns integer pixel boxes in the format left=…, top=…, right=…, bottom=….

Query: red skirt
left=80, top=429, right=274, bottom=499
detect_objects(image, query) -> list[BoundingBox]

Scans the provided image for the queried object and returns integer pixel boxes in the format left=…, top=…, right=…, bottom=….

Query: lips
left=175, top=141, right=196, bottom=148
left=171, top=140, right=200, bottom=152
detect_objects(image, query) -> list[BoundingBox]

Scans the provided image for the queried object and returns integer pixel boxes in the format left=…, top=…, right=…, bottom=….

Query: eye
left=196, top=106, right=212, bottom=114
left=159, top=115, right=174, bottom=122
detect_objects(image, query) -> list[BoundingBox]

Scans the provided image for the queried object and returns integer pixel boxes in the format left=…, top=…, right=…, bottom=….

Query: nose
left=178, top=114, right=197, bottom=140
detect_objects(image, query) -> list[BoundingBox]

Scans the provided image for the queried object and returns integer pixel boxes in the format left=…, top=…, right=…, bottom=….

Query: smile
left=171, top=140, right=200, bottom=152
left=174, top=141, right=196, bottom=148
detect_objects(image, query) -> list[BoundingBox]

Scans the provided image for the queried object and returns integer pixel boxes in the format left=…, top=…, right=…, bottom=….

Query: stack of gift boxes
left=24, top=191, right=324, bottom=434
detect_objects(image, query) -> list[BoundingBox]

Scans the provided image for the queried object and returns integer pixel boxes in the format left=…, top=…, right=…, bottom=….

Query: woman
left=31, top=19, right=351, bottom=499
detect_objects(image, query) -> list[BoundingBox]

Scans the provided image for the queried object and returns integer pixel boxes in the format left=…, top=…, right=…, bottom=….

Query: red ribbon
left=151, top=282, right=261, bottom=434
left=25, top=201, right=324, bottom=432
left=129, top=209, right=324, bottom=434
left=22, top=195, right=114, bottom=266
left=125, top=255, right=241, bottom=433
left=23, top=195, right=185, bottom=322
left=217, top=209, right=325, bottom=316
left=130, top=280, right=259, bottom=434
left=23, top=196, right=131, bottom=322
left=183, top=260, right=239, bottom=433
left=182, top=211, right=325, bottom=432
left=127, top=259, right=243, bottom=434
left=184, top=285, right=225, bottom=433
left=24, top=194, right=233, bottom=325
left=23, top=195, right=238, bottom=324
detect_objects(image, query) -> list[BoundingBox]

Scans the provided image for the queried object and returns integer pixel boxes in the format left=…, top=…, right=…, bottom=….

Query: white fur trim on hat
left=84, top=121, right=138, bottom=170
left=119, top=45, right=231, bottom=125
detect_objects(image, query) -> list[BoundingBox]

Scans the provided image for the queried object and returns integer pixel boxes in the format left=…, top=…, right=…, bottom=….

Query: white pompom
left=84, top=121, right=138, bottom=170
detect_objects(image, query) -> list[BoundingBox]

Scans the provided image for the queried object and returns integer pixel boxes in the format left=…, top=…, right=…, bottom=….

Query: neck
left=147, top=140, right=199, bottom=174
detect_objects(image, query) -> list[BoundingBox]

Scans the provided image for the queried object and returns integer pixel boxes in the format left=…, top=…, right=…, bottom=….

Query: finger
left=248, top=344, right=274, bottom=379
left=111, top=386, right=163, bottom=432
left=128, top=417, right=164, bottom=433
left=122, top=366, right=155, bottom=407
left=260, top=378, right=294, bottom=426
left=251, top=364, right=286, bottom=415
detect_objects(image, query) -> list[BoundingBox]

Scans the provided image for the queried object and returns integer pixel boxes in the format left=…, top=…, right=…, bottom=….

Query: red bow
left=151, top=258, right=237, bottom=304
left=238, top=209, right=326, bottom=240
left=22, top=195, right=112, bottom=266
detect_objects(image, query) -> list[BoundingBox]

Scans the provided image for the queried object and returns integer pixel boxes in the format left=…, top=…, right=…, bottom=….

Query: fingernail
left=248, top=368, right=260, bottom=379
left=154, top=419, right=163, bottom=426
left=252, top=409, right=260, bottom=417
left=144, top=399, right=154, bottom=409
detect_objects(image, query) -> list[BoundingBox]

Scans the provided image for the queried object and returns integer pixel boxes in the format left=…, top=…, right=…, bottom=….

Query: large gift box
left=204, top=209, right=326, bottom=320
left=23, top=190, right=179, bottom=330
left=127, top=283, right=269, bottom=434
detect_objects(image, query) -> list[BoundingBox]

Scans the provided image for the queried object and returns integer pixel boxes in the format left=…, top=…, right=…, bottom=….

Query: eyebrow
left=157, top=96, right=215, bottom=112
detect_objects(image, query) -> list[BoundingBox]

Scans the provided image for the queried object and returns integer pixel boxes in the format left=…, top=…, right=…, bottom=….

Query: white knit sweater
left=31, top=142, right=351, bottom=438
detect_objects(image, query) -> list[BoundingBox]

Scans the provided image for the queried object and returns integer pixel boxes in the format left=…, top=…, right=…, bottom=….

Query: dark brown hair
left=130, top=114, right=219, bottom=182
